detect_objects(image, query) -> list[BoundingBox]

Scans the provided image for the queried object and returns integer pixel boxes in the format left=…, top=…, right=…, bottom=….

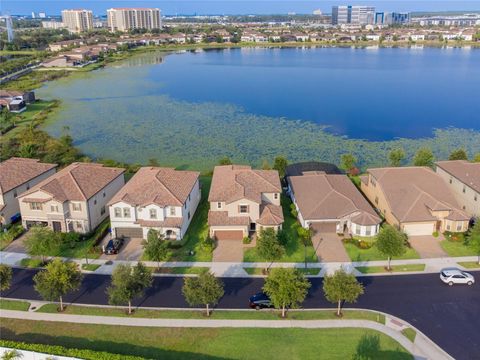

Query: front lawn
left=148, top=266, right=210, bottom=274
left=440, top=239, right=477, bottom=257
left=244, top=267, right=321, bottom=276
left=244, top=196, right=318, bottom=263
left=402, top=328, right=417, bottom=342
left=458, top=261, right=480, bottom=269
left=81, top=264, right=101, bottom=271
left=19, top=258, right=46, bottom=268
left=344, top=237, right=420, bottom=262
left=356, top=264, right=426, bottom=274
left=0, top=299, right=30, bottom=311
left=0, top=319, right=412, bottom=360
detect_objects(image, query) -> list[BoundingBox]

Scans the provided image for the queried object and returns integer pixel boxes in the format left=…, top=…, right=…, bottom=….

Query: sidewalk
left=0, top=308, right=452, bottom=360
left=1, top=250, right=478, bottom=277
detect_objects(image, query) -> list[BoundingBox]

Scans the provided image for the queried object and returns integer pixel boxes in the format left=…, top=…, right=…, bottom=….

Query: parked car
left=249, top=293, right=273, bottom=309
left=440, top=268, right=475, bottom=286
left=104, top=238, right=124, bottom=255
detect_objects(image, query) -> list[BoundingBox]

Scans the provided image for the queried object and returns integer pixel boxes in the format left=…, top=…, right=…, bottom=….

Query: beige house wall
left=361, top=174, right=400, bottom=227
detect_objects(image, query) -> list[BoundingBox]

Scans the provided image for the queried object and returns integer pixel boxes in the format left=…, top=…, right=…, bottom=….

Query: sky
left=2, top=0, right=480, bottom=16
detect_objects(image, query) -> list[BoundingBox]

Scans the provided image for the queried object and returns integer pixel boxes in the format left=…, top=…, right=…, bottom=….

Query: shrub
left=243, top=236, right=251, bottom=244
left=201, top=236, right=215, bottom=252
left=277, top=229, right=289, bottom=246
left=432, top=231, right=439, bottom=238
left=290, top=203, right=298, bottom=218
left=167, top=241, right=183, bottom=249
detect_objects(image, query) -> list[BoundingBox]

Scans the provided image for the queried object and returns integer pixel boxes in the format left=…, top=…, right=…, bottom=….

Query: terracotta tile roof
left=109, top=167, right=199, bottom=207
left=136, top=218, right=183, bottom=228
left=367, top=167, right=469, bottom=223
left=289, top=173, right=381, bottom=226
left=436, top=160, right=480, bottom=193
left=20, top=162, right=124, bottom=202
left=208, top=210, right=250, bottom=226
left=0, top=158, right=57, bottom=194
left=257, top=204, right=284, bottom=226
left=208, top=165, right=281, bottom=204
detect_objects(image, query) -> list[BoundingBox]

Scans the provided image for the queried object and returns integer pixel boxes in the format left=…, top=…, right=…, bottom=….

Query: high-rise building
left=387, top=12, right=411, bottom=25
left=107, top=8, right=161, bottom=32
left=38, top=12, right=47, bottom=19
left=332, top=5, right=375, bottom=25
left=61, top=9, right=93, bottom=33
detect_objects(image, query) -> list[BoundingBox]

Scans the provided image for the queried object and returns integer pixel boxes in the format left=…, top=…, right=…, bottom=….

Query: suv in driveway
left=249, top=293, right=273, bottom=309
left=103, top=238, right=124, bottom=255
left=440, top=268, right=475, bottom=286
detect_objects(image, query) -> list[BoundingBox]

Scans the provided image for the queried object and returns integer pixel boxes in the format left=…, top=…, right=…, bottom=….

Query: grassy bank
left=356, top=264, right=426, bottom=274
left=0, top=318, right=412, bottom=360
left=344, top=240, right=420, bottom=262
left=244, top=267, right=321, bottom=276
left=0, top=299, right=30, bottom=311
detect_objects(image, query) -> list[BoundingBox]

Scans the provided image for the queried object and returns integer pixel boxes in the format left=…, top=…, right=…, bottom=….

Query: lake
left=39, top=47, right=480, bottom=170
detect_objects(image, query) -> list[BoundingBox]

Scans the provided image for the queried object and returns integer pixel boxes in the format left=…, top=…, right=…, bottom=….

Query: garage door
left=311, top=222, right=338, bottom=233
left=402, top=223, right=435, bottom=236
left=115, top=227, right=143, bottom=238
left=214, top=230, right=244, bottom=241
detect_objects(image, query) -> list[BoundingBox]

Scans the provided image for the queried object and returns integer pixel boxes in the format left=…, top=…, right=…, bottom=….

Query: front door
left=52, top=221, right=62, bottom=232
left=250, top=223, right=256, bottom=232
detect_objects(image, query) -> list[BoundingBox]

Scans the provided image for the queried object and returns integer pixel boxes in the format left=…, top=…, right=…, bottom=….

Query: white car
left=440, top=268, right=475, bottom=286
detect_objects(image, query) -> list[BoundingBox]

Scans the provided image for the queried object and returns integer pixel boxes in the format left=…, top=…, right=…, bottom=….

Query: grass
left=0, top=318, right=412, bottom=360
left=440, top=239, right=477, bottom=257
left=401, top=328, right=417, bottom=343
left=148, top=266, right=210, bottom=274
left=458, top=261, right=480, bottom=269
left=19, top=258, right=46, bottom=268
left=244, top=196, right=318, bottom=263
left=344, top=239, right=420, bottom=262
left=356, top=264, right=426, bottom=274
left=0, top=299, right=30, bottom=311
left=244, top=267, right=321, bottom=276
left=81, top=264, right=101, bottom=271
left=37, top=304, right=385, bottom=322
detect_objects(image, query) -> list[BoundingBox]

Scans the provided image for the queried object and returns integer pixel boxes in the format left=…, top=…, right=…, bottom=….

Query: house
left=0, top=90, right=35, bottom=104
left=361, top=167, right=470, bottom=236
left=207, top=165, right=284, bottom=240
left=436, top=160, right=480, bottom=218
left=18, top=163, right=125, bottom=233
left=0, top=158, right=57, bottom=226
left=108, top=167, right=200, bottom=240
left=288, top=172, right=381, bottom=236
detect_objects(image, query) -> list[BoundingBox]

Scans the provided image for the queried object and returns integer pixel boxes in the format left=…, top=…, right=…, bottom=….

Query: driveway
left=99, top=234, right=144, bottom=261
left=213, top=239, right=244, bottom=262
left=409, top=235, right=447, bottom=258
left=4, top=231, right=29, bottom=253
left=311, top=232, right=350, bottom=262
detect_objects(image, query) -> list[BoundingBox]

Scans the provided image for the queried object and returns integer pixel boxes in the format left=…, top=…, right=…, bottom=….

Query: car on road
left=249, top=292, right=273, bottom=309
left=103, top=238, right=124, bottom=255
left=440, top=268, right=475, bottom=286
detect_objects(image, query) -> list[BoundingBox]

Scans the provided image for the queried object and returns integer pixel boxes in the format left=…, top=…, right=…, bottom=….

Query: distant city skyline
left=3, top=1, right=480, bottom=16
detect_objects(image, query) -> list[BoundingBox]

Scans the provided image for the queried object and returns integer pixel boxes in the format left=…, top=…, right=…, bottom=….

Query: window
left=449, top=178, right=452, bottom=184
left=356, top=227, right=361, bottom=235
left=239, top=205, right=248, bottom=213
left=456, top=223, right=463, bottom=231
left=170, top=207, right=176, bottom=216
left=75, top=221, right=82, bottom=230
left=94, top=199, right=97, bottom=205
left=13, top=190, right=17, bottom=198
left=30, top=202, right=42, bottom=211
left=217, top=202, right=222, bottom=209
left=463, top=186, right=466, bottom=193
left=103, top=192, right=106, bottom=198
left=72, top=203, right=81, bottom=212
left=114, top=207, right=122, bottom=217
left=274, top=193, right=279, bottom=200
left=365, top=228, right=371, bottom=236
left=50, top=205, right=58, bottom=213
left=475, top=194, right=478, bottom=202
left=26, top=183, right=30, bottom=190
left=184, top=203, right=186, bottom=209
left=374, top=196, right=379, bottom=205
left=188, top=211, right=191, bottom=220
left=150, top=208, right=157, bottom=219
left=123, top=208, right=131, bottom=217
left=188, top=194, right=191, bottom=202
left=446, top=224, right=451, bottom=231
left=370, top=177, right=376, bottom=187
left=100, top=206, right=106, bottom=215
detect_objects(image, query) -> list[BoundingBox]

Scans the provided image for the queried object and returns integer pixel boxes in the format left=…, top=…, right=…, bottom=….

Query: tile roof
left=20, top=162, right=124, bottom=202
left=0, top=158, right=57, bottom=194
left=257, top=204, right=284, bottom=226
left=109, top=167, right=199, bottom=207
left=289, top=173, right=381, bottom=226
left=208, top=210, right=250, bottom=226
left=436, top=160, right=480, bottom=193
left=208, top=165, right=281, bottom=204
left=367, top=167, right=469, bottom=223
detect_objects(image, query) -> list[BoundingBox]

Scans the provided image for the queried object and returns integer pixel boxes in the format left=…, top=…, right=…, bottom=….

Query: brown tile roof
left=109, top=167, right=199, bottom=207
left=20, top=162, right=124, bottom=202
left=289, top=173, right=381, bottom=226
left=208, top=165, right=281, bottom=204
left=0, top=158, right=57, bottom=194
left=368, top=167, right=469, bottom=223
left=207, top=210, right=250, bottom=226
left=436, top=160, right=480, bottom=193
left=257, top=204, right=284, bottom=226
left=136, top=218, right=183, bottom=228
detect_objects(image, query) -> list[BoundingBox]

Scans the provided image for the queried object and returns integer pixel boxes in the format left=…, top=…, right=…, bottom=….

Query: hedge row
left=0, top=340, right=149, bottom=360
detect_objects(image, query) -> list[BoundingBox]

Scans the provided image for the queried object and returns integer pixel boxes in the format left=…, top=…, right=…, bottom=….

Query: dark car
left=104, top=238, right=124, bottom=255
left=249, top=293, right=273, bottom=310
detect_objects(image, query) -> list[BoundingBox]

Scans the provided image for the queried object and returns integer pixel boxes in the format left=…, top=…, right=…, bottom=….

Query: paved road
left=2, top=268, right=479, bottom=360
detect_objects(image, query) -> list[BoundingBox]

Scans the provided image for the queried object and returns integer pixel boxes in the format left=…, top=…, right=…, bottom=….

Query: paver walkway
left=312, top=233, right=350, bottom=262
left=409, top=235, right=447, bottom=259
left=0, top=309, right=452, bottom=360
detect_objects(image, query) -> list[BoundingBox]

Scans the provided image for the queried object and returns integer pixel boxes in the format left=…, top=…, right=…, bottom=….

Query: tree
left=263, top=268, right=311, bottom=318
left=24, top=226, right=60, bottom=263
left=340, top=153, right=357, bottom=173
left=218, top=156, right=232, bottom=165
left=256, top=228, right=285, bottom=271
left=0, top=264, right=13, bottom=291
left=107, top=262, right=152, bottom=315
left=33, top=258, right=82, bottom=312
left=413, top=147, right=434, bottom=167
left=323, top=269, right=364, bottom=316
left=182, top=270, right=224, bottom=316
left=273, top=156, right=288, bottom=177
left=388, top=148, right=405, bottom=167
left=449, top=148, right=468, bottom=161
left=297, top=227, right=313, bottom=269
left=474, top=153, right=480, bottom=163
left=144, top=229, right=172, bottom=270
left=376, top=225, right=407, bottom=270
left=468, top=222, right=480, bottom=264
